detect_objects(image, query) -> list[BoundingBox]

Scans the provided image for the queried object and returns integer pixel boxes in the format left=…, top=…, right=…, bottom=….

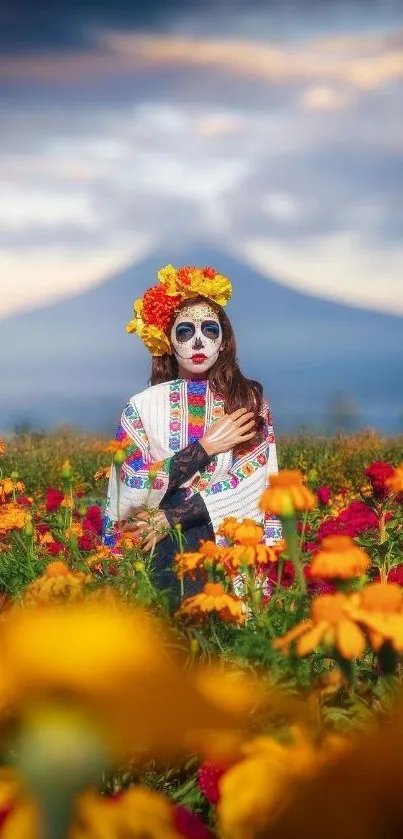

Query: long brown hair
left=149, top=295, right=265, bottom=434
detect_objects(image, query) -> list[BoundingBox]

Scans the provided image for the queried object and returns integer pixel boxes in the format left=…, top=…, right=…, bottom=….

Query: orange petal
left=336, top=619, right=366, bottom=659
left=297, top=621, right=327, bottom=656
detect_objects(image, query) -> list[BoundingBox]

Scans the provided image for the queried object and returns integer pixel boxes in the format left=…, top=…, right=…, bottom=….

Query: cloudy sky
left=1, top=0, right=402, bottom=319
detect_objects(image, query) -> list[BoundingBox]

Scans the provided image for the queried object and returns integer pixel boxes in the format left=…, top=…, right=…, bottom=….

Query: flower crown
left=126, top=264, right=232, bottom=356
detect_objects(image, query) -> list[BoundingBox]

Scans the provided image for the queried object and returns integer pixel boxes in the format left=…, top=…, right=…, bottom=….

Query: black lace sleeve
left=164, top=492, right=211, bottom=530
left=167, top=441, right=211, bottom=493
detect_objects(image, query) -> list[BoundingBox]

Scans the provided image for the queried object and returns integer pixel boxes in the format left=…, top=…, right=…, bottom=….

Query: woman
left=102, top=264, right=282, bottom=604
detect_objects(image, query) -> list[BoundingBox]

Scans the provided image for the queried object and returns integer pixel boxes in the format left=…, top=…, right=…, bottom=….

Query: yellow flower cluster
left=0, top=503, right=27, bottom=535
left=22, top=561, right=92, bottom=606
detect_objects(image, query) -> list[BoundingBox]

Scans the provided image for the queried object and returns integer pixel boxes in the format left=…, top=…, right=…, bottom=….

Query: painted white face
left=170, top=302, right=223, bottom=376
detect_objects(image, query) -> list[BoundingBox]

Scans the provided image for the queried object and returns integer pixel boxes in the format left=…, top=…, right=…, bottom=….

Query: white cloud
left=0, top=238, right=152, bottom=318
left=238, top=233, right=403, bottom=316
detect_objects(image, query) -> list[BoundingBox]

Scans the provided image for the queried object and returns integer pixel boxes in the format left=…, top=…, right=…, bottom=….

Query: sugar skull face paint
left=170, top=302, right=222, bottom=377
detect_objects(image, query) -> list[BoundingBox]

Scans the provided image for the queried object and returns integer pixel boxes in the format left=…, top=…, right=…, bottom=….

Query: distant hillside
left=1, top=241, right=403, bottom=434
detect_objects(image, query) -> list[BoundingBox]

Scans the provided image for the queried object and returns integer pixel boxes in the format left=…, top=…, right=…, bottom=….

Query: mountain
left=1, top=241, right=403, bottom=434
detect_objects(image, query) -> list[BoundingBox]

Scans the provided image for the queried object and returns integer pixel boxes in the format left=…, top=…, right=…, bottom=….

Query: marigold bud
left=11, top=470, right=19, bottom=481
left=62, top=460, right=72, bottom=479
left=113, top=450, right=126, bottom=466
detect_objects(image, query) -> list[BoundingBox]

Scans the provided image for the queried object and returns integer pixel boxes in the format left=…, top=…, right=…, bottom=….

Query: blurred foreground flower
left=309, top=535, right=371, bottom=580
left=218, top=728, right=350, bottom=839
left=260, top=471, right=316, bottom=518
left=262, top=700, right=403, bottom=839
left=0, top=597, right=268, bottom=761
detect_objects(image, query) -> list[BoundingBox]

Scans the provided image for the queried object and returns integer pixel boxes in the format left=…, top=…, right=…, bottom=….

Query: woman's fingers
left=237, top=430, right=256, bottom=442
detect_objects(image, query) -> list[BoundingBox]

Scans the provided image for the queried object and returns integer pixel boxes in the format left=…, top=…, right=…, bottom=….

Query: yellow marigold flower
left=65, top=521, right=84, bottom=539
left=218, top=729, right=316, bottom=839
left=46, top=561, right=70, bottom=577
left=176, top=582, right=245, bottom=624
left=385, top=463, right=403, bottom=494
left=0, top=478, right=25, bottom=502
left=0, top=504, right=27, bottom=534
left=273, top=593, right=366, bottom=660
left=259, top=470, right=316, bottom=518
left=217, top=516, right=239, bottom=541
left=309, top=535, right=371, bottom=580
left=346, top=581, right=403, bottom=652
left=174, top=551, right=205, bottom=579
left=86, top=546, right=112, bottom=570
left=61, top=494, right=74, bottom=509
left=232, top=518, right=264, bottom=546
left=94, top=465, right=111, bottom=481
left=225, top=540, right=286, bottom=571
left=22, top=563, right=92, bottom=607
left=0, top=599, right=260, bottom=759
left=72, top=786, right=185, bottom=839
left=104, top=439, right=127, bottom=454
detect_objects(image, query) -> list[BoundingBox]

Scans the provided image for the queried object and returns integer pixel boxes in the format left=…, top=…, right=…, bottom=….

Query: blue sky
left=0, top=0, right=402, bottom=319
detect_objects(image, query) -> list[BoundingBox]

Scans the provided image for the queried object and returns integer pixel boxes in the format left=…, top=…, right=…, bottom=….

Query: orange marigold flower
left=46, top=561, right=70, bottom=577
left=104, top=439, right=128, bottom=454
left=0, top=504, right=27, bottom=534
left=199, top=540, right=227, bottom=563
left=217, top=517, right=239, bottom=541
left=225, top=540, right=287, bottom=572
left=65, top=522, right=84, bottom=539
left=385, top=463, right=403, bottom=495
left=260, top=470, right=316, bottom=518
left=86, top=545, right=113, bottom=569
left=174, top=551, right=205, bottom=579
left=346, top=581, right=403, bottom=652
left=273, top=593, right=366, bottom=660
left=232, top=518, right=264, bottom=547
left=176, top=582, right=244, bottom=624
left=94, top=466, right=111, bottom=481
left=0, top=478, right=25, bottom=502
left=309, top=535, right=371, bottom=580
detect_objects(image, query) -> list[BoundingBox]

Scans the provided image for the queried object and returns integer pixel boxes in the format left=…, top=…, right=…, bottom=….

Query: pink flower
left=198, top=761, right=231, bottom=805
left=317, top=486, right=332, bottom=506
left=173, top=806, right=213, bottom=839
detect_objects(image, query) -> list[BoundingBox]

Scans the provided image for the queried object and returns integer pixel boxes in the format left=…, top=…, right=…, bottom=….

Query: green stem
left=282, top=516, right=306, bottom=593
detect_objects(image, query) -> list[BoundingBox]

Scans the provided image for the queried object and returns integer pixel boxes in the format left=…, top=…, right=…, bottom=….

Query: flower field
left=1, top=429, right=403, bottom=839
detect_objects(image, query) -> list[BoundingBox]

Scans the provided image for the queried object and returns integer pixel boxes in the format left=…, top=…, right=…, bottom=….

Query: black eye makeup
left=202, top=320, right=220, bottom=339
left=175, top=322, right=195, bottom=343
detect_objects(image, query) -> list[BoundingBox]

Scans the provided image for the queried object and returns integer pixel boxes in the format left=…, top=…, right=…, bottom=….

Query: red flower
left=317, top=501, right=379, bottom=540
left=317, top=486, right=332, bottom=505
left=142, top=286, right=182, bottom=331
left=202, top=267, right=216, bottom=278
left=198, top=760, right=231, bottom=805
left=45, top=488, right=64, bottom=512
left=16, top=496, right=32, bottom=507
left=78, top=534, right=96, bottom=552
left=173, top=806, right=213, bottom=839
left=387, top=566, right=403, bottom=585
left=365, top=461, right=395, bottom=500
left=45, top=541, right=66, bottom=555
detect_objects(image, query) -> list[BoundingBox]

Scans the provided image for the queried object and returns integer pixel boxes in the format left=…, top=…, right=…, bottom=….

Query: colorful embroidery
left=186, top=380, right=208, bottom=444
left=168, top=380, right=183, bottom=451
